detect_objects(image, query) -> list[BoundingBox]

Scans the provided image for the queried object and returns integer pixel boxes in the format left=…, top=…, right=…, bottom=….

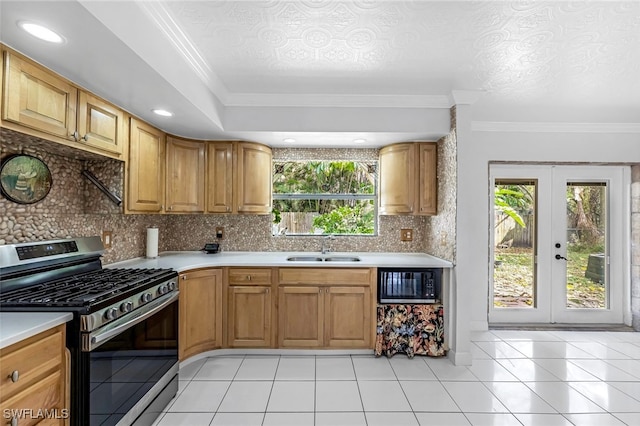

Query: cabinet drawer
left=0, top=326, right=64, bottom=400
left=228, top=268, right=273, bottom=285
left=0, top=370, right=65, bottom=426
left=278, top=268, right=372, bottom=286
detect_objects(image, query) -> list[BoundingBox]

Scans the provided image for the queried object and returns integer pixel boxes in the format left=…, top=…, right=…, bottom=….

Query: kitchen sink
left=286, top=255, right=361, bottom=262
left=286, top=256, right=324, bottom=262
left=323, top=256, right=361, bottom=262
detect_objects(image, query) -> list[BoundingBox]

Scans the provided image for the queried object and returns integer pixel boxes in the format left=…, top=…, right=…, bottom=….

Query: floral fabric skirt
left=374, top=304, right=446, bottom=358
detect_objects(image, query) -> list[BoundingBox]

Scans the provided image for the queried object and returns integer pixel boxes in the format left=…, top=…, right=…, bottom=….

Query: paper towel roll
left=146, top=227, right=159, bottom=258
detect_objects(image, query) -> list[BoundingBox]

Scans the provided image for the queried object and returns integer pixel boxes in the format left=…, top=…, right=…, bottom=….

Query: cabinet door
left=179, top=269, right=223, bottom=360
left=378, top=143, right=415, bottom=214
left=235, top=142, right=272, bottom=213
left=207, top=142, right=233, bottom=213
left=77, top=91, right=125, bottom=157
left=227, top=286, right=272, bottom=347
left=128, top=118, right=165, bottom=212
left=325, top=286, right=371, bottom=348
left=3, top=52, right=77, bottom=139
left=166, top=137, right=205, bottom=213
left=418, top=143, right=438, bottom=215
left=278, top=286, right=324, bottom=347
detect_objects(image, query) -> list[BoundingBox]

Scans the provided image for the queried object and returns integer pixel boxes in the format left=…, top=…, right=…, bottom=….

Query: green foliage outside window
left=273, top=160, right=377, bottom=235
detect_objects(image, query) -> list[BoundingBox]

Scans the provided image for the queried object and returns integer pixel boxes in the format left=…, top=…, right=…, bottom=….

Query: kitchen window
left=273, top=160, right=377, bottom=235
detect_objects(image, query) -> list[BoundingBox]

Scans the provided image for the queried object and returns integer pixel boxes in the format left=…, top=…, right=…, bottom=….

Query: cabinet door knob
left=181, top=275, right=186, bottom=280
left=247, top=275, right=252, bottom=281
left=265, top=288, right=269, bottom=294
left=9, top=415, right=18, bottom=426
left=70, top=131, right=79, bottom=141
left=9, top=370, right=19, bottom=382
left=81, top=134, right=89, bottom=141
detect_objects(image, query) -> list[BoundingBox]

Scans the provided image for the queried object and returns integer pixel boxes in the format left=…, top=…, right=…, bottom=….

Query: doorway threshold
left=489, top=323, right=635, bottom=332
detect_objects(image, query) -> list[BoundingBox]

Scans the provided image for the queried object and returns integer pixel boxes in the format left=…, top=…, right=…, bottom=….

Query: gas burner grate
left=0, top=268, right=176, bottom=307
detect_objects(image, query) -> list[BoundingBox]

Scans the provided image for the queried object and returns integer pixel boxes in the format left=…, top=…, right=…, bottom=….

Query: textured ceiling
left=1, top=1, right=639, bottom=146
left=162, top=1, right=640, bottom=105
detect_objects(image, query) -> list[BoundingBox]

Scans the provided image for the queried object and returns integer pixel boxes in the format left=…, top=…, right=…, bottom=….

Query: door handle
left=555, top=254, right=568, bottom=261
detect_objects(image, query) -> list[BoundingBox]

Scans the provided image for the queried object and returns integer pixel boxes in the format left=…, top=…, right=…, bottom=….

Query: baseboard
left=489, top=323, right=634, bottom=331
left=470, top=320, right=489, bottom=331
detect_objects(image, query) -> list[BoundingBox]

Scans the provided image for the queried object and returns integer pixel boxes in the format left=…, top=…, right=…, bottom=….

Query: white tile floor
left=152, top=330, right=640, bottom=426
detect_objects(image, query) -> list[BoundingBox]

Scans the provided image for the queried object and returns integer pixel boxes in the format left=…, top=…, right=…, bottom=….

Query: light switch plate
left=400, top=228, right=413, bottom=241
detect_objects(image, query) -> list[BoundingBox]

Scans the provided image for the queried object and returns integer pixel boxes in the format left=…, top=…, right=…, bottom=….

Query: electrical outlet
left=440, top=231, right=448, bottom=246
left=400, top=228, right=413, bottom=242
left=102, top=230, right=113, bottom=249
left=216, top=227, right=224, bottom=239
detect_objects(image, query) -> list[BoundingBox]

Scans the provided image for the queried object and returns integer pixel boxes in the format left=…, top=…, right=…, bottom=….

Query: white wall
left=456, top=127, right=640, bottom=339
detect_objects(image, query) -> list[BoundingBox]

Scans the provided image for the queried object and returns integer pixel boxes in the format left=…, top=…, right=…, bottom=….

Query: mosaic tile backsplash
left=1, top=129, right=452, bottom=264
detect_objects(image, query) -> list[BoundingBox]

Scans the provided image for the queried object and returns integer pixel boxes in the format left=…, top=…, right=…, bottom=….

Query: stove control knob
left=140, top=293, right=152, bottom=303
left=158, top=284, right=168, bottom=295
left=120, top=301, right=133, bottom=313
left=167, top=281, right=176, bottom=291
left=104, top=308, right=118, bottom=321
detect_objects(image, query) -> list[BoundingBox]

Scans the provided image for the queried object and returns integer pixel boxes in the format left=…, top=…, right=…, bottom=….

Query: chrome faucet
left=321, top=235, right=336, bottom=254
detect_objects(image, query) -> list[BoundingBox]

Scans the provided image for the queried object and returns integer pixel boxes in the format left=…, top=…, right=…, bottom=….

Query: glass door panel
left=565, top=183, right=607, bottom=310
left=493, top=180, right=537, bottom=309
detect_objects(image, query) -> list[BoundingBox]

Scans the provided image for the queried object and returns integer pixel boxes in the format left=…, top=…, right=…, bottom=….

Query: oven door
left=84, top=292, right=179, bottom=426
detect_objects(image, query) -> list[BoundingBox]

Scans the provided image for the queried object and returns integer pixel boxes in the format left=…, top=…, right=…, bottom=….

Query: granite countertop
left=108, top=251, right=453, bottom=272
left=0, top=312, right=73, bottom=349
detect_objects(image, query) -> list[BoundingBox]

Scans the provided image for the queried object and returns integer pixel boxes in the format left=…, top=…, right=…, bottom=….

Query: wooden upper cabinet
left=3, top=51, right=77, bottom=139
left=378, top=143, right=416, bottom=214
left=127, top=118, right=165, bottom=213
left=166, top=137, right=205, bottom=213
left=418, top=142, right=438, bottom=215
left=77, top=91, right=125, bottom=157
left=207, top=142, right=233, bottom=213
left=2, top=49, right=126, bottom=159
left=379, top=142, right=437, bottom=216
left=235, top=142, right=272, bottom=214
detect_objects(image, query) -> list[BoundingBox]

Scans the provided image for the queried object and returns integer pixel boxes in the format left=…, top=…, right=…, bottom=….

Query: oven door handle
left=84, top=291, right=179, bottom=351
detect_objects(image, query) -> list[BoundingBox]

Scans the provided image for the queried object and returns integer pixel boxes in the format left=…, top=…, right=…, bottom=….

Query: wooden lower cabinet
left=278, top=285, right=371, bottom=348
left=227, top=286, right=272, bottom=347
left=278, top=286, right=324, bottom=347
left=325, top=286, right=371, bottom=348
left=179, top=268, right=223, bottom=360
left=0, top=324, right=68, bottom=426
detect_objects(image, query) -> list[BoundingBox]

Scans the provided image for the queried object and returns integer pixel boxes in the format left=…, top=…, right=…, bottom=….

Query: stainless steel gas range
left=0, top=237, right=179, bottom=426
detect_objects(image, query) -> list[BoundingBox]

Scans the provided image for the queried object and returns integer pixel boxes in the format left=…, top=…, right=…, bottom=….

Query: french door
left=489, top=165, right=629, bottom=324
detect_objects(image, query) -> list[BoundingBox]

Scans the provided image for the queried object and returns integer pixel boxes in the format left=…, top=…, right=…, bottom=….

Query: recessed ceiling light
left=18, top=21, right=64, bottom=43
left=152, top=109, right=173, bottom=117
left=353, top=138, right=367, bottom=144
left=283, top=138, right=296, bottom=143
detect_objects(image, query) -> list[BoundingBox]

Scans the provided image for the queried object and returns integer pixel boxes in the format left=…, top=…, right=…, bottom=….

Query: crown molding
left=449, top=90, right=484, bottom=106
left=225, top=93, right=452, bottom=108
left=472, top=121, right=640, bottom=133
left=137, top=1, right=230, bottom=103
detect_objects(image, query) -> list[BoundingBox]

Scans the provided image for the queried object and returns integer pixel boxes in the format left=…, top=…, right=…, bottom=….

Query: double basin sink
left=287, top=255, right=361, bottom=262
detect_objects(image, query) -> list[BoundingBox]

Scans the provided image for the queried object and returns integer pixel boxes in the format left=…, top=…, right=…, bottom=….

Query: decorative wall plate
left=0, top=154, right=53, bottom=204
